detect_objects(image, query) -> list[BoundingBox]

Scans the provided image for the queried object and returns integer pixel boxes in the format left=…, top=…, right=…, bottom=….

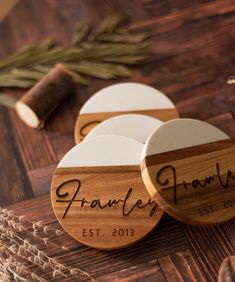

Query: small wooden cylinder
left=15, top=64, right=76, bottom=128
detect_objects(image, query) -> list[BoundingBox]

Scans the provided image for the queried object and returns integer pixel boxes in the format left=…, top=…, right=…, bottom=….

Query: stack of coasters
left=74, top=82, right=179, bottom=143
left=84, top=114, right=163, bottom=143
left=51, top=83, right=235, bottom=250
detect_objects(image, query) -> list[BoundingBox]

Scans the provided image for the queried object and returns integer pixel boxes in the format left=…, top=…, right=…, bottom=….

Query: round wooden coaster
left=51, top=135, right=164, bottom=250
left=141, top=118, right=235, bottom=226
left=84, top=114, right=163, bottom=143
left=74, top=83, right=179, bottom=143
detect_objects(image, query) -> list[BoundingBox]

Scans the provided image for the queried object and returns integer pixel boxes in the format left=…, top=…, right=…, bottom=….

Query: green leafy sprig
left=0, top=14, right=150, bottom=107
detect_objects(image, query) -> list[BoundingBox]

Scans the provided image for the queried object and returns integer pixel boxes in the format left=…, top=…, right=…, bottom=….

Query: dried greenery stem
left=0, top=231, right=68, bottom=279
left=0, top=245, right=46, bottom=282
left=0, top=14, right=149, bottom=93
left=0, top=208, right=95, bottom=281
left=0, top=209, right=64, bottom=246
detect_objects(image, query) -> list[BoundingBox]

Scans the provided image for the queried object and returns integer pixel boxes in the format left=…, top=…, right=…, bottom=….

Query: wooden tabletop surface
left=0, top=0, right=235, bottom=281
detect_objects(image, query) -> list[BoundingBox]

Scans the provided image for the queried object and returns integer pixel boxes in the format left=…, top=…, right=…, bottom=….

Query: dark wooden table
left=0, top=1, right=235, bottom=281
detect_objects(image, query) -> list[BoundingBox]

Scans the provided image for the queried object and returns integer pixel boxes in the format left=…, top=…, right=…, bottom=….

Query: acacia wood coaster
left=74, top=83, right=178, bottom=143
left=84, top=114, right=163, bottom=143
left=141, top=119, right=235, bottom=226
left=51, top=135, right=164, bottom=250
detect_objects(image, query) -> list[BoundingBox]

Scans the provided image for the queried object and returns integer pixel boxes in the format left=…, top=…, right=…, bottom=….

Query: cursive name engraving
left=56, top=179, right=158, bottom=218
left=156, top=162, right=235, bottom=205
left=79, top=120, right=101, bottom=140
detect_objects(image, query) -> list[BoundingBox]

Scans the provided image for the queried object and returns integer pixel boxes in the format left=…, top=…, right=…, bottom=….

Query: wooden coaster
left=141, top=119, right=235, bottom=226
left=51, top=135, right=164, bottom=250
left=74, top=83, right=179, bottom=143
left=84, top=114, right=163, bottom=143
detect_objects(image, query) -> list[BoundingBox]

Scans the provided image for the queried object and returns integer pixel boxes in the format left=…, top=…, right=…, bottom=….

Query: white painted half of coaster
left=84, top=114, right=163, bottom=144
left=142, top=119, right=229, bottom=158
left=80, top=83, right=175, bottom=113
left=75, top=82, right=179, bottom=143
left=51, top=135, right=164, bottom=250
left=59, top=135, right=143, bottom=167
left=141, top=118, right=235, bottom=226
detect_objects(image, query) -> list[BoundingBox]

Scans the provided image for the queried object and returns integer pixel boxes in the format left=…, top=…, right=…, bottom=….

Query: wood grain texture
left=183, top=224, right=235, bottom=281
left=0, top=0, right=235, bottom=280
left=50, top=132, right=75, bottom=161
left=158, top=249, right=206, bottom=282
left=6, top=195, right=190, bottom=281
left=141, top=140, right=235, bottom=226
left=15, top=64, right=76, bottom=128
left=218, top=255, right=235, bottom=282
left=75, top=108, right=179, bottom=143
left=28, top=163, right=57, bottom=196
left=0, top=108, right=33, bottom=205
left=9, top=94, right=57, bottom=170
left=97, top=260, right=166, bottom=282
left=51, top=166, right=164, bottom=250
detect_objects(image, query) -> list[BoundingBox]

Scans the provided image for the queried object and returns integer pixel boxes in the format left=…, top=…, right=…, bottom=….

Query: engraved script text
left=56, top=179, right=158, bottom=218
